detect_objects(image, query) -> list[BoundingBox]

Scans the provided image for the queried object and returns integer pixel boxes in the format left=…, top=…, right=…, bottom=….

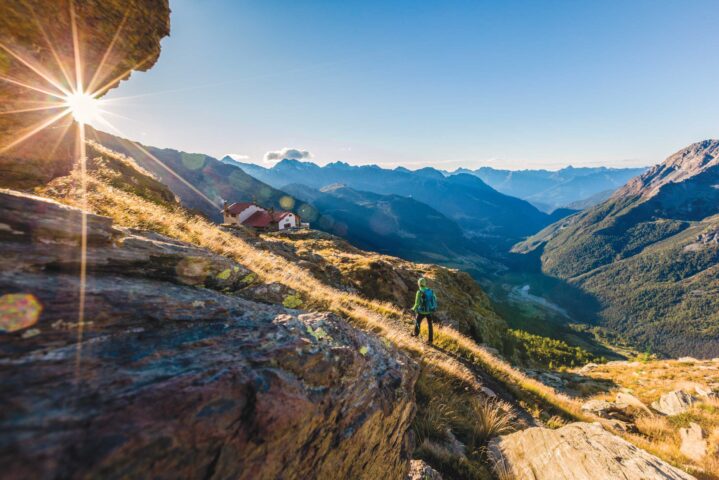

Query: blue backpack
left=420, top=289, right=437, bottom=313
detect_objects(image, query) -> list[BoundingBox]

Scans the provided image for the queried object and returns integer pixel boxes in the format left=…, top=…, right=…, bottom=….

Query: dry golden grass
left=491, top=455, right=516, bottom=480
left=465, top=397, right=515, bottom=445
left=573, top=358, right=719, bottom=478
left=635, top=414, right=674, bottom=440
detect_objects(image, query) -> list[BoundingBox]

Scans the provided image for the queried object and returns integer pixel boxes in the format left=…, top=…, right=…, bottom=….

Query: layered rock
left=0, top=190, right=418, bottom=479
left=490, top=422, right=695, bottom=480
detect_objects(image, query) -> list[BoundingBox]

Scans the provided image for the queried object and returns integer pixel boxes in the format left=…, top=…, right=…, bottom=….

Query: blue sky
left=102, top=0, right=719, bottom=170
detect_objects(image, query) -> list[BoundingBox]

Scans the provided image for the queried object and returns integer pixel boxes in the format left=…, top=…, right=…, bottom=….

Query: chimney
left=223, top=201, right=228, bottom=215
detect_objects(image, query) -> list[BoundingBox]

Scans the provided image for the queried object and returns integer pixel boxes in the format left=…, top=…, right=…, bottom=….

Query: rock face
left=490, top=422, right=696, bottom=480
left=0, top=190, right=419, bottom=479
left=679, top=423, right=707, bottom=462
left=406, top=460, right=443, bottom=480
left=0, top=0, right=170, bottom=187
left=651, top=390, right=696, bottom=416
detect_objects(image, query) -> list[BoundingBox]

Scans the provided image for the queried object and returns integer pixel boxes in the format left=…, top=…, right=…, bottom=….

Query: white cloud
left=263, top=147, right=312, bottom=163
left=226, top=153, right=250, bottom=161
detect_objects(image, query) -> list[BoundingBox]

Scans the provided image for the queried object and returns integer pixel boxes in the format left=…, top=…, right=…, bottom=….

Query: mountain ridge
left=514, top=140, right=719, bottom=357
left=224, top=156, right=554, bottom=249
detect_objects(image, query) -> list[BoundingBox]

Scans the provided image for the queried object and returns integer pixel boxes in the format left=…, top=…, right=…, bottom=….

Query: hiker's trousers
left=414, top=313, right=433, bottom=343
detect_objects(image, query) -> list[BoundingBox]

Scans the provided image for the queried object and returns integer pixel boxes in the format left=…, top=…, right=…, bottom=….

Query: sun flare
left=63, top=91, right=101, bottom=125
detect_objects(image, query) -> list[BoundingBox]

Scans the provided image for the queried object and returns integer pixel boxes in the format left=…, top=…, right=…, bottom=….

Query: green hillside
left=514, top=140, right=719, bottom=357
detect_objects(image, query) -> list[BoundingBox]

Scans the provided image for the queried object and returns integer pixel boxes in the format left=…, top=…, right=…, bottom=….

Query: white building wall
left=278, top=213, right=297, bottom=231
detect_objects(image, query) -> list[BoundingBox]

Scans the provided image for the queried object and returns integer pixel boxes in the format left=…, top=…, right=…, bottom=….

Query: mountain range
left=514, top=140, right=719, bottom=357
left=453, top=165, right=647, bottom=212
left=224, top=157, right=555, bottom=249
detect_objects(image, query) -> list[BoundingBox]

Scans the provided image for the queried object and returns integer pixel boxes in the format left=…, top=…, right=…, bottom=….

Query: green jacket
left=412, top=288, right=430, bottom=314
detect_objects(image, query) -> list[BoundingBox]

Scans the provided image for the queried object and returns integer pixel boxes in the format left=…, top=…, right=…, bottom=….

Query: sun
left=63, top=91, right=101, bottom=125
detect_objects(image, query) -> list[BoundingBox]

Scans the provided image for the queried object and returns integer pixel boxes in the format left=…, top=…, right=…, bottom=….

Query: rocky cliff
left=0, top=189, right=418, bottom=479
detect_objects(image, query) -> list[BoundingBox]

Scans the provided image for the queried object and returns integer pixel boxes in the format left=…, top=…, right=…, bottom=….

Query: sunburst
left=0, top=1, right=218, bottom=384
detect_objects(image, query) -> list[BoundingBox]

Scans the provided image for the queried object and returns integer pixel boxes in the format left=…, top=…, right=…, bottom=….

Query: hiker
left=411, top=277, right=437, bottom=344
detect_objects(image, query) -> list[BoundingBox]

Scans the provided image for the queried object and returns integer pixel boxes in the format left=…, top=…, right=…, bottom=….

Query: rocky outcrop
left=679, top=423, right=707, bottom=462
left=651, top=390, right=696, bottom=416
left=406, top=460, right=443, bottom=480
left=490, top=422, right=696, bottom=480
left=0, top=0, right=170, bottom=187
left=580, top=393, right=648, bottom=427
left=0, top=190, right=419, bottom=479
left=615, top=392, right=652, bottom=416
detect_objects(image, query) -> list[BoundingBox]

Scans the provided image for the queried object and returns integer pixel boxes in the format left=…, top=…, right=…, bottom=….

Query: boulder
left=677, top=357, right=699, bottom=363
left=481, top=386, right=498, bottom=398
left=0, top=190, right=419, bottom=479
left=651, top=390, right=697, bottom=416
left=679, top=423, right=707, bottom=462
left=694, top=385, right=717, bottom=399
left=406, top=460, right=443, bottom=480
left=615, top=392, right=652, bottom=416
left=581, top=393, right=649, bottom=422
left=579, top=362, right=599, bottom=374
left=539, top=372, right=565, bottom=388
left=581, top=399, right=614, bottom=417
left=490, top=422, right=696, bottom=480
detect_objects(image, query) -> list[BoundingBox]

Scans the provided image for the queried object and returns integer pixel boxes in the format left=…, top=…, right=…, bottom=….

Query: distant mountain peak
left=274, top=158, right=317, bottom=170
left=413, top=167, right=445, bottom=179
left=326, top=161, right=351, bottom=168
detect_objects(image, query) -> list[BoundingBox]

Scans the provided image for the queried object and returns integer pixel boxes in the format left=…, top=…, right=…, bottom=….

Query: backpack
left=419, top=289, right=437, bottom=313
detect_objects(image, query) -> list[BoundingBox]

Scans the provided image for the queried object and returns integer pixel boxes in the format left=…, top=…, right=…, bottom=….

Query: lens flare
left=64, top=91, right=100, bottom=125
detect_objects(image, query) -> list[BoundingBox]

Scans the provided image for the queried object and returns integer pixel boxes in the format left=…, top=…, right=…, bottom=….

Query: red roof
left=225, top=202, right=254, bottom=215
left=242, top=210, right=273, bottom=228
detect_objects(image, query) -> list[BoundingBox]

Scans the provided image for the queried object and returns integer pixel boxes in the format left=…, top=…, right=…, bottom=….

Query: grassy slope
left=36, top=142, right=708, bottom=479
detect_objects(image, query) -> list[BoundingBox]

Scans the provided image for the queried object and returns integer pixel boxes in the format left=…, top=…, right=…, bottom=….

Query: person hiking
left=411, top=277, right=437, bottom=344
